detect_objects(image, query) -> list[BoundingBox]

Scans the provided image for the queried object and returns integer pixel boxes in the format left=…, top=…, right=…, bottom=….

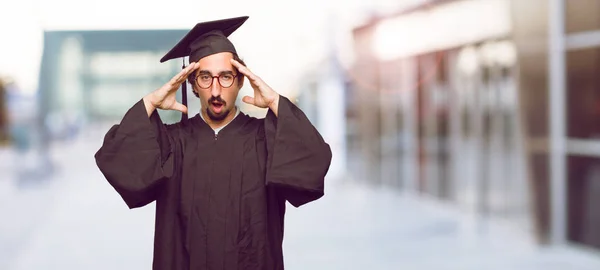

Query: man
left=94, top=16, right=332, bottom=270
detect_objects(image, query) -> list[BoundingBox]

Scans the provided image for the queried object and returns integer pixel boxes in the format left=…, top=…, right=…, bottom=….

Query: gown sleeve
left=94, top=98, right=178, bottom=209
left=264, top=95, right=332, bottom=207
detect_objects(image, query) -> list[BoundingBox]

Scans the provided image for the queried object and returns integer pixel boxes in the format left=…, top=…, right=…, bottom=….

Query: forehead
left=197, top=52, right=235, bottom=71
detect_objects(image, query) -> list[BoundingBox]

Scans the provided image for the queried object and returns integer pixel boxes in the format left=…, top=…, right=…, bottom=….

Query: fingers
left=242, top=96, right=255, bottom=105
left=231, top=59, right=261, bottom=83
left=171, top=102, right=188, bottom=114
left=170, top=62, right=199, bottom=87
left=179, top=62, right=199, bottom=83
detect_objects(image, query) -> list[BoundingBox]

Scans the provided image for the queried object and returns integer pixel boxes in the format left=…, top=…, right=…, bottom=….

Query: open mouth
left=211, top=101, right=224, bottom=114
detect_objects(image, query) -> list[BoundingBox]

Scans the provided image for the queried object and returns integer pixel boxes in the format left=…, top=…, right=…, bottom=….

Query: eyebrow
left=198, top=70, right=235, bottom=76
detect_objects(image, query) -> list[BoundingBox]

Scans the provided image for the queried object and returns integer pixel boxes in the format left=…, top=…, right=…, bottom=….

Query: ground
left=1, top=132, right=600, bottom=270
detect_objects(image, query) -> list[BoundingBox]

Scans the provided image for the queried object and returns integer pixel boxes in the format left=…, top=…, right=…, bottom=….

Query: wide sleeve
left=264, top=95, right=332, bottom=207
left=94, top=98, right=177, bottom=209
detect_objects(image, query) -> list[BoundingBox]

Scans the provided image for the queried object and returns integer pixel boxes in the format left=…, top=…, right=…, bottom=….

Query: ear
left=191, top=85, right=200, bottom=98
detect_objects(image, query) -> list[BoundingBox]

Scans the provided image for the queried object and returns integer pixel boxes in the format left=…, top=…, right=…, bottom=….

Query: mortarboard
left=161, top=16, right=249, bottom=121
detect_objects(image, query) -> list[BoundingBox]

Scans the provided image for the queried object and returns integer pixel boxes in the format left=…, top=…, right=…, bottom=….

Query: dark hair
left=188, top=53, right=246, bottom=98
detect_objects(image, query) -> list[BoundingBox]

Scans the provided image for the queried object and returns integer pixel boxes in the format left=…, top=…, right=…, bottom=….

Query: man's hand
left=231, top=59, right=280, bottom=116
left=143, top=62, right=199, bottom=117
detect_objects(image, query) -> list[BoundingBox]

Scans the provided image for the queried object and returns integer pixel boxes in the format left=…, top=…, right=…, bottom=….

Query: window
left=566, top=0, right=600, bottom=34
left=566, top=47, right=600, bottom=139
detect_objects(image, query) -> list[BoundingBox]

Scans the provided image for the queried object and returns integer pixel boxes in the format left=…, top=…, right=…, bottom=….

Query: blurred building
left=0, top=78, right=8, bottom=145
left=345, top=0, right=600, bottom=251
left=38, top=29, right=189, bottom=138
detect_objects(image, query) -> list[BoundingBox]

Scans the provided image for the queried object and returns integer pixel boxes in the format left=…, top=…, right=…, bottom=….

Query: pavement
left=1, top=133, right=600, bottom=270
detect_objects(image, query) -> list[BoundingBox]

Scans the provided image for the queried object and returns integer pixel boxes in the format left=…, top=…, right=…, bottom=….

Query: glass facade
left=568, top=155, right=600, bottom=249
left=565, top=0, right=600, bottom=33
left=350, top=17, right=531, bottom=230
left=347, top=0, right=600, bottom=250
left=565, top=0, right=600, bottom=250
left=39, top=30, right=188, bottom=134
left=566, top=47, right=600, bottom=139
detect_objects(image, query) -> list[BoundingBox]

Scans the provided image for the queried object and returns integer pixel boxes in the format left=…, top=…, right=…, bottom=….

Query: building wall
left=349, top=0, right=535, bottom=244
left=510, top=0, right=552, bottom=244
left=349, top=24, right=384, bottom=184
left=347, top=0, right=600, bottom=251
left=563, top=0, right=600, bottom=250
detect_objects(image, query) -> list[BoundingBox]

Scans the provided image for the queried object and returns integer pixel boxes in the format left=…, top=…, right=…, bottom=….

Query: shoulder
left=237, top=112, right=265, bottom=135
left=164, top=114, right=207, bottom=138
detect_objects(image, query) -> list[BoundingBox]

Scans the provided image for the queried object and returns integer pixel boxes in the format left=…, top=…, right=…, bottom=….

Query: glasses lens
left=219, top=74, right=235, bottom=88
left=197, top=74, right=212, bottom=88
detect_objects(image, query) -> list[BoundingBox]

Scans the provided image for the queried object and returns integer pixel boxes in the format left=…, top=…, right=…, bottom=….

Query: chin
left=207, top=108, right=229, bottom=121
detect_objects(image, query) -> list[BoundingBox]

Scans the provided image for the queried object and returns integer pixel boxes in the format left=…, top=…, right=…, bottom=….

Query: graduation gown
left=94, top=95, right=332, bottom=270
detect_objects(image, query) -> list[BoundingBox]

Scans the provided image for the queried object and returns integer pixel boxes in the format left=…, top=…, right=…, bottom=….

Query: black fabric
left=94, top=95, right=332, bottom=270
left=160, top=16, right=248, bottom=63
left=188, top=30, right=237, bottom=63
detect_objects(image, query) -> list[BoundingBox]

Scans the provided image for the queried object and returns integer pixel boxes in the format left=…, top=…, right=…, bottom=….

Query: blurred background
left=3, top=0, right=600, bottom=269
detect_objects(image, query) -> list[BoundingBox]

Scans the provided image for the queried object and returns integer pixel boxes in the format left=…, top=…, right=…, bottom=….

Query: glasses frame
left=194, top=72, right=239, bottom=89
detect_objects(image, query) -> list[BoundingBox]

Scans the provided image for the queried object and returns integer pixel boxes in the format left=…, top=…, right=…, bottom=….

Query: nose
left=210, top=77, right=221, bottom=97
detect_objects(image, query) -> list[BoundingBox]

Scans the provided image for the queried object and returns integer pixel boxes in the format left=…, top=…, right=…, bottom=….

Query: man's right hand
left=143, top=62, right=199, bottom=117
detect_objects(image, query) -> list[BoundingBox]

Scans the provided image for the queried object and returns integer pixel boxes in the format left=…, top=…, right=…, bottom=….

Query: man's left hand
left=231, top=59, right=280, bottom=116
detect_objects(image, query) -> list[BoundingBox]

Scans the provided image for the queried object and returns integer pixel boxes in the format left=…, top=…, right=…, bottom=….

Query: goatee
left=206, top=107, right=229, bottom=121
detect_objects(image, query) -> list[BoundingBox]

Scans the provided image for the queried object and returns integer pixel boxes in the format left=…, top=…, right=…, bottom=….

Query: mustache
left=208, top=96, right=226, bottom=105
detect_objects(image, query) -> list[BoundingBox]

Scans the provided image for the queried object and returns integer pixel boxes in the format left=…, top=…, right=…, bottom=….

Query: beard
left=206, top=96, right=229, bottom=121
left=206, top=107, right=230, bottom=121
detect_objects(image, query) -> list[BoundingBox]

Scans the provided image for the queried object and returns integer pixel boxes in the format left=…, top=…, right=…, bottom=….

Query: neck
left=202, top=107, right=237, bottom=130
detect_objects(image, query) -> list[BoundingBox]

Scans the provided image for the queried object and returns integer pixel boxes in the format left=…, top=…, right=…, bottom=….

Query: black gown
left=94, top=95, right=332, bottom=270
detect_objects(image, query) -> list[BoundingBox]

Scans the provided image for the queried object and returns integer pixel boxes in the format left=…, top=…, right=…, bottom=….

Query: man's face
left=194, top=52, right=241, bottom=121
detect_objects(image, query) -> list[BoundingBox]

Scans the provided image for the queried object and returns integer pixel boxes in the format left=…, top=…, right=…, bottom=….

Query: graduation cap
left=161, top=16, right=249, bottom=121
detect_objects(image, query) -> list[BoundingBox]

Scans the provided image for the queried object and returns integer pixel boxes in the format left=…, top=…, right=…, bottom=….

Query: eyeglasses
left=194, top=72, right=238, bottom=89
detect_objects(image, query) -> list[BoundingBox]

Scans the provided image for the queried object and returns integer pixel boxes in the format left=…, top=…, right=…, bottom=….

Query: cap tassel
left=180, top=59, right=188, bottom=122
